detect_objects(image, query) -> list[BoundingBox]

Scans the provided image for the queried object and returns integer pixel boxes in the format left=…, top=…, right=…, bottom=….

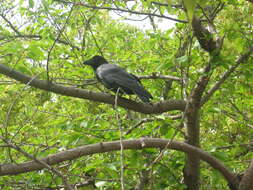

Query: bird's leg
left=80, top=79, right=98, bottom=89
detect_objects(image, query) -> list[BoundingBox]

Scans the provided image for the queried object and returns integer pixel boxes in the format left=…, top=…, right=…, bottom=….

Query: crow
left=83, top=55, right=153, bottom=102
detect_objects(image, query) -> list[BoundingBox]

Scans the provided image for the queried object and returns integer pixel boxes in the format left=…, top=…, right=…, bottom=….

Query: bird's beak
left=83, top=58, right=93, bottom=65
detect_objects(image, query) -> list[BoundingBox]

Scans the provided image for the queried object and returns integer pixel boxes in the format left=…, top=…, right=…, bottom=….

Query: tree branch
left=1, top=138, right=74, bottom=190
left=0, top=63, right=185, bottom=114
left=0, top=14, right=21, bottom=35
left=183, top=64, right=211, bottom=189
left=54, top=0, right=187, bottom=23
left=138, top=74, right=182, bottom=81
left=151, top=1, right=183, bottom=9
left=0, top=138, right=239, bottom=189
left=0, top=13, right=80, bottom=51
left=201, top=46, right=253, bottom=105
left=238, top=159, right=253, bottom=190
left=0, top=34, right=80, bottom=51
left=46, top=5, right=74, bottom=82
left=134, top=169, right=150, bottom=190
left=191, top=17, right=220, bottom=54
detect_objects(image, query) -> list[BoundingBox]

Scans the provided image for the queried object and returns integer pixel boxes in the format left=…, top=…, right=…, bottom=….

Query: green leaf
left=16, top=65, right=32, bottom=75
left=175, top=55, right=188, bottom=66
left=165, top=127, right=175, bottom=139
left=41, top=0, right=49, bottom=11
left=210, top=151, right=227, bottom=161
left=29, top=0, right=34, bottom=8
left=198, top=0, right=207, bottom=7
left=160, top=123, right=169, bottom=135
left=27, top=43, right=44, bottom=60
left=183, top=0, right=197, bottom=22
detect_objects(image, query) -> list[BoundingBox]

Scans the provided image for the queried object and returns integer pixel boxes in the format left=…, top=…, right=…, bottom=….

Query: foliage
left=0, top=0, right=252, bottom=189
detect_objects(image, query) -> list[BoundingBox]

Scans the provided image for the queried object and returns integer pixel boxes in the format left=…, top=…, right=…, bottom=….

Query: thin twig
left=0, top=80, right=16, bottom=85
left=138, top=74, right=182, bottom=81
left=2, top=73, right=42, bottom=167
left=125, top=118, right=155, bottom=135
left=0, top=14, right=21, bottom=35
left=0, top=34, right=80, bottom=50
left=125, top=115, right=183, bottom=135
left=210, top=2, right=225, bottom=20
left=0, top=137, right=74, bottom=189
left=221, top=109, right=253, bottom=129
left=4, top=73, right=41, bottom=135
left=151, top=126, right=181, bottom=164
left=114, top=88, right=124, bottom=190
left=46, top=5, right=74, bottom=82
left=215, top=143, right=253, bottom=150
left=201, top=46, right=253, bottom=105
left=84, top=15, right=104, bottom=56
left=197, top=4, right=212, bottom=24
left=54, top=0, right=187, bottom=23
left=151, top=1, right=183, bottom=9
left=229, top=99, right=253, bottom=125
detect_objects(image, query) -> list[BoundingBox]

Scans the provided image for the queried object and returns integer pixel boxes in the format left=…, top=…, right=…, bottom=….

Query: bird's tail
left=137, top=91, right=153, bottom=102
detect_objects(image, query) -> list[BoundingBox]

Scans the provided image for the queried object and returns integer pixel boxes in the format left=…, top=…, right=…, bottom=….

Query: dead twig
left=114, top=88, right=125, bottom=190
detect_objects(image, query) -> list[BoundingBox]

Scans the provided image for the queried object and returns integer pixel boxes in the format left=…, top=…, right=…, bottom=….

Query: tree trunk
left=183, top=103, right=200, bottom=190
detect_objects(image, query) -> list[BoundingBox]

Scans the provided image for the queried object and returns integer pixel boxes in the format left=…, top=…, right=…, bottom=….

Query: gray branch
left=0, top=138, right=239, bottom=189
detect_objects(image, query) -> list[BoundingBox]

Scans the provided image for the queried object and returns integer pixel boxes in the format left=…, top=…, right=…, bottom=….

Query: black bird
left=83, top=55, right=153, bottom=102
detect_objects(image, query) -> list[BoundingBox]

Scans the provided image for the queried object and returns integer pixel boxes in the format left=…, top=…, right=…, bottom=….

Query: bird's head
left=83, top=55, right=108, bottom=70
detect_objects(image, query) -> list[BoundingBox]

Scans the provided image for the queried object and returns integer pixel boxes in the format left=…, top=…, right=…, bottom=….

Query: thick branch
left=190, top=64, right=212, bottom=108
left=0, top=63, right=185, bottom=114
left=0, top=138, right=239, bottom=188
left=54, top=0, right=187, bottom=23
left=183, top=64, right=212, bottom=190
left=191, top=17, right=220, bottom=54
left=238, top=159, right=253, bottom=190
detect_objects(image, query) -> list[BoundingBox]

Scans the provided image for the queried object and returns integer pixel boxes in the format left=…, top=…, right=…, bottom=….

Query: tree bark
left=183, top=64, right=211, bottom=190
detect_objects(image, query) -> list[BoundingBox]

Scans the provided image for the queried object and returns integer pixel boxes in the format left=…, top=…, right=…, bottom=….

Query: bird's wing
left=97, top=64, right=152, bottom=101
